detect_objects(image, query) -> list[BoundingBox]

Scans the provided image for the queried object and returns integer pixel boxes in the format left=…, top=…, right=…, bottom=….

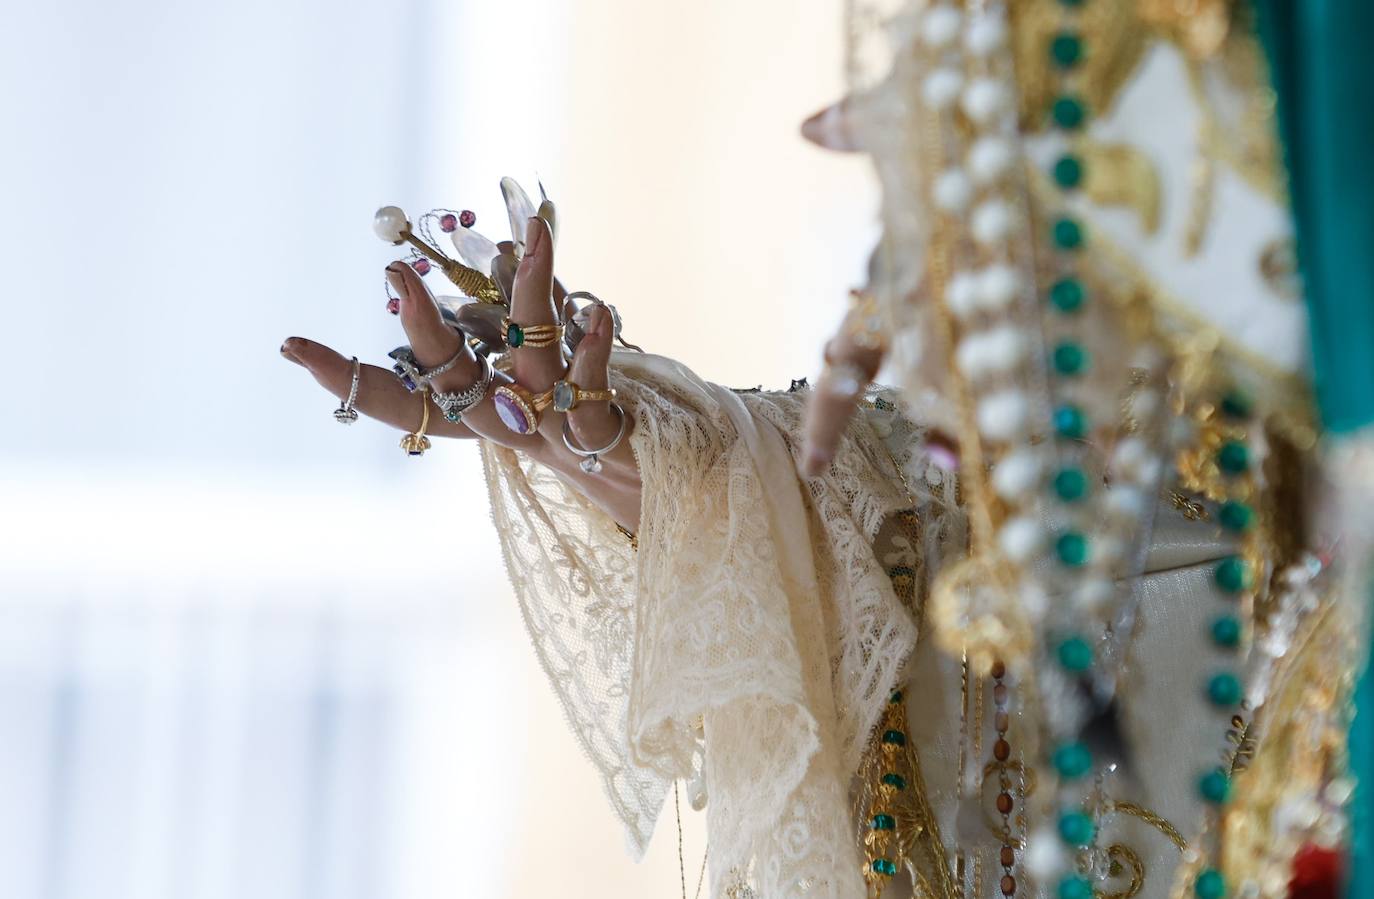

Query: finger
left=800, top=96, right=865, bottom=152
left=800, top=332, right=885, bottom=477
left=280, top=337, right=473, bottom=438
left=560, top=305, right=635, bottom=476
left=509, top=216, right=566, bottom=390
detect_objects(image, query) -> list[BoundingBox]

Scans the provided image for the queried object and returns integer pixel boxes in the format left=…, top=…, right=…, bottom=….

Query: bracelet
left=561, top=402, right=627, bottom=475
left=431, top=353, right=494, bottom=422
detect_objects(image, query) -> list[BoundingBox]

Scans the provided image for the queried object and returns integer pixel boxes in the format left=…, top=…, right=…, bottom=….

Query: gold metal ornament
left=399, top=389, right=433, bottom=457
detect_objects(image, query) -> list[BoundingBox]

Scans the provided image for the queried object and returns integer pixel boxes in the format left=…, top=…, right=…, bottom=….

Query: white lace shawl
left=482, top=352, right=940, bottom=897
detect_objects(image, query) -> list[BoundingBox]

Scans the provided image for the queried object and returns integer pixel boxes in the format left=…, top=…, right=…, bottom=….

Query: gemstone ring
left=551, top=379, right=617, bottom=413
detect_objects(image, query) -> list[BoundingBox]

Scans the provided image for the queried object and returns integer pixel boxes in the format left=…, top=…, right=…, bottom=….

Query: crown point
left=373, top=206, right=409, bottom=243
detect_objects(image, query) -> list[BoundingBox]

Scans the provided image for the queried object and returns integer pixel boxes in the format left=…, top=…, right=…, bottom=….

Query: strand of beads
left=864, top=690, right=909, bottom=890
left=989, top=660, right=1023, bottom=898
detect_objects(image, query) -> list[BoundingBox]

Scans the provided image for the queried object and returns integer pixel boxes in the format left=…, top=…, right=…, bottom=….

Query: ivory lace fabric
left=482, top=351, right=952, bottom=897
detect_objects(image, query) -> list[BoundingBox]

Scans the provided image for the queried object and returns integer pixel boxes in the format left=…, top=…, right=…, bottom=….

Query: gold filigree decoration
left=1083, top=142, right=1162, bottom=235
left=1111, top=801, right=1189, bottom=853
left=1101, top=844, right=1147, bottom=899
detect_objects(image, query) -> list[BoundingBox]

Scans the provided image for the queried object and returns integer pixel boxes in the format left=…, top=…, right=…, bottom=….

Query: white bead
left=1073, top=577, right=1115, bottom=613
left=1105, top=484, right=1147, bottom=519
left=971, top=200, right=1013, bottom=245
left=923, top=68, right=964, bottom=111
left=945, top=271, right=981, bottom=320
left=1112, top=437, right=1162, bottom=483
left=933, top=168, right=973, bottom=213
left=992, top=449, right=1043, bottom=500
left=920, top=5, right=963, bottom=48
left=967, top=136, right=1014, bottom=185
left=1127, top=389, right=1161, bottom=422
left=1095, top=536, right=1126, bottom=564
left=965, top=13, right=1008, bottom=56
left=961, top=78, right=1010, bottom=127
left=373, top=205, right=410, bottom=243
left=1024, top=827, right=1068, bottom=880
left=955, top=333, right=992, bottom=380
left=977, top=264, right=1020, bottom=310
left=1022, top=581, right=1050, bottom=623
left=999, top=516, right=1045, bottom=563
left=982, top=325, right=1025, bottom=372
left=977, top=390, right=1029, bottom=442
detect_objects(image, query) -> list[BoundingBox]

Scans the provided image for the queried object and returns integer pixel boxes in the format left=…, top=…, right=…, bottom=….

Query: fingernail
left=386, top=261, right=406, bottom=274
left=525, top=216, right=544, bottom=256
left=803, top=448, right=831, bottom=477
left=800, top=103, right=858, bottom=151
left=386, top=268, right=408, bottom=299
left=280, top=338, right=303, bottom=366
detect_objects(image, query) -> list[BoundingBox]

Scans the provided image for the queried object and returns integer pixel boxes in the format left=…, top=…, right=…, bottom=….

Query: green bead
left=882, top=729, right=906, bottom=746
left=1058, top=876, right=1094, bottom=899
left=1207, top=671, right=1243, bottom=707
left=1056, top=533, right=1091, bottom=568
left=872, top=858, right=898, bottom=877
left=1050, top=32, right=1084, bottom=68
left=1195, top=869, right=1226, bottom=899
left=872, top=813, right=896, bottom=831
left=890, top=690, right=904, bottom=704
left=1053, top=467, right=1089, bottom=502
left=1057, top=634, right=1094, bottom=671
left=881, top=772, right=907, bottom=790
left=506, top=323, right=525, bottom=347
left=1216, top=441, right=1249, bottom=475
left=1053, top=742, right=1093, bottom=779
left=445, top=408, right=462, bottom=423
left=1054, top=404, right=1088, bottom=439
left=1214, top=557, right=1251, bottom=594
left=1198, top=768, right=1231, bottom=804
left=1051, top=95, right=1088, bottom=130
left=1052, top=217, right=1085, bottom=249
left=1220, top=391, right=1252, bottom=420
left=1053, top=154, right=1084, bottom=188
left=1052, top=342, right=1090, bottom=376
left=1210, top=615, right=1242, bottom=649
left=1056, top=0, right=1087, bottom=6
left=1217, top=501, right=1253, bottom=533
left=1058, top=810, right=1096, bottom=846
left=1049, top=277, right=1086, bottom=313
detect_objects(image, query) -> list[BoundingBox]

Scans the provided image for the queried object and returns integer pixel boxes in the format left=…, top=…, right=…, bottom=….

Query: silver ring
left=561, top=401, right=627, bottom=474
left=431, top=352, right=494, bottom=423
left=335, top=356, right=360, bottom=424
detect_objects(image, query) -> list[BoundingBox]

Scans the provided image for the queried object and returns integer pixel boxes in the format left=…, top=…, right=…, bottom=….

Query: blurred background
left=0, top=0, right=876, bottom=896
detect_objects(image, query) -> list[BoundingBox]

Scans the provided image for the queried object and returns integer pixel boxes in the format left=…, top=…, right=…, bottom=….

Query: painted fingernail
left=525, top=216, right=544, bottom=256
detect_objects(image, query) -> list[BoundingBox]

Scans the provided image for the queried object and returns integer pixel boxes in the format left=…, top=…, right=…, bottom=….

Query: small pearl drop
left=978, top=264, right=1020, bottom=310
left=373, top=206, right=410, bottom=243
left=965, top=13, right=1008, bottom=56
left=933, top=169, right=973, bottom=213
left=1112, top=437, right=1161, bottom=482
left=945, top=271, right=981, bottom=320
left=924, top=68, right=965, bottom=111
left=1074, top=577, right=1115, bottom=613
left=1127, top=389, right=1161, bottom=422
left=1105, top=484, right=1147, bottom=519
left=1024, top=828, right=1068, bottom=880
left=971, top=200, right=1013, bottom=245
left=977, top=390, right=1029, bottom=442
left=992, top=449, right=1042, bottom=500
left=921, top=5, right=963, bottom=48
left=999, top=516, right=1045, bottom=563
left=955, top=333, right=993, bottom=380
left=961, top=78, right=1010, bottom=127
left=968, top=136, right=1014, bottom=185
left=982, top=325, right=1025, bottom=372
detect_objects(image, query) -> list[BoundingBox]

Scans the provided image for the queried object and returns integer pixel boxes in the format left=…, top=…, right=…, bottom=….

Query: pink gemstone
left=386, top=297, right=400, bottom=315
left=459, top=209, right=476, bottom=228
left=494, top=393, right=530, bottom=434
left=439, top=213, right=458, bottom=233
left=412, top=258, right=431, bottom=275
left=924, top=430, right=960, bottom=470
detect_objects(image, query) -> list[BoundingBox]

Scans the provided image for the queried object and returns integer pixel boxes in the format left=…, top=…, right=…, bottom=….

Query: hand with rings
left=280, top=215, right=642, bottom=531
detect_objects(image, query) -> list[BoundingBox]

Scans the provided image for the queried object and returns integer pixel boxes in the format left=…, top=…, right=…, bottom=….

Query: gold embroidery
left=1111, top=801, right=1189, bottom=853
left=1101, top=844, right=1148, bottom=899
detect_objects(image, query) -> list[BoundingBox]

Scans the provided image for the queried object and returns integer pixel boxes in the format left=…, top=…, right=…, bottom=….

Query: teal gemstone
left=1056, top=533, right=1090, bottom=568
left=1051, top=95, right=1088, bottom=130
left=1210, top=615, right=1242, bottom=649
left=1217, top=501, right=1253, bottom=533
left=1058, top=810, right=1096, bottom=846
left=1216, top=441, right=1249, bottom=475
left=1059, top=876, right=1094, bottom=899
left=1207, top=671, right=1243, bottom=707
left=1049, top=278, right=1086, bottom=313
left=506, top=322, right=525, bottom=347
left=1220, top=391, right=1252, bottom=420
left=1198, top=768, right=1231, bottom=804
left=1214, top=557, right=1251, bottom=594
left=872, top=858, right=897, bottom=877
left=1195, top=869, right=1226, bottom=899
left=881, top=772, right=907, bottom=790
left=1057, top=635, right=1094, bottom=671
left=1054, top=404, right=1088, bottom=439
left=1052, top=742, right=1093, bottom=779
left=1052, top=217, right=1085, bottom=250
left=1053, top=467, right=1089, bottom=502
left=872, top=813, right=896, bottom=831
left=1052, top=342, right=1089, bottom=376
left=882, top=729, right=906, bottom=746
left=1053, top=154, right=1084, bottom=188
left=890, top=690, right=904, bottom=704
left=1050, top=32, right=1084, bottom=68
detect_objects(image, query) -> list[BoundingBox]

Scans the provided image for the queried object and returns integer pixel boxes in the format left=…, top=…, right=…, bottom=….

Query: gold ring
left=399, top=388, right=433, bottom=456
left=551, top=379, right=618, bottom=413
left=504, top=317, right=564, bottom=349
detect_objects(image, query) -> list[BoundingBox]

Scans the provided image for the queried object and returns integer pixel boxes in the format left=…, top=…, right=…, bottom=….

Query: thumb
left=564, top=304, right=617, bottom=447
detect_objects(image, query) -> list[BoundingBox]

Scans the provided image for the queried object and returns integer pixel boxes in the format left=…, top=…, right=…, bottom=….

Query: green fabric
left=1255, top=3, right=1374, bottom=896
